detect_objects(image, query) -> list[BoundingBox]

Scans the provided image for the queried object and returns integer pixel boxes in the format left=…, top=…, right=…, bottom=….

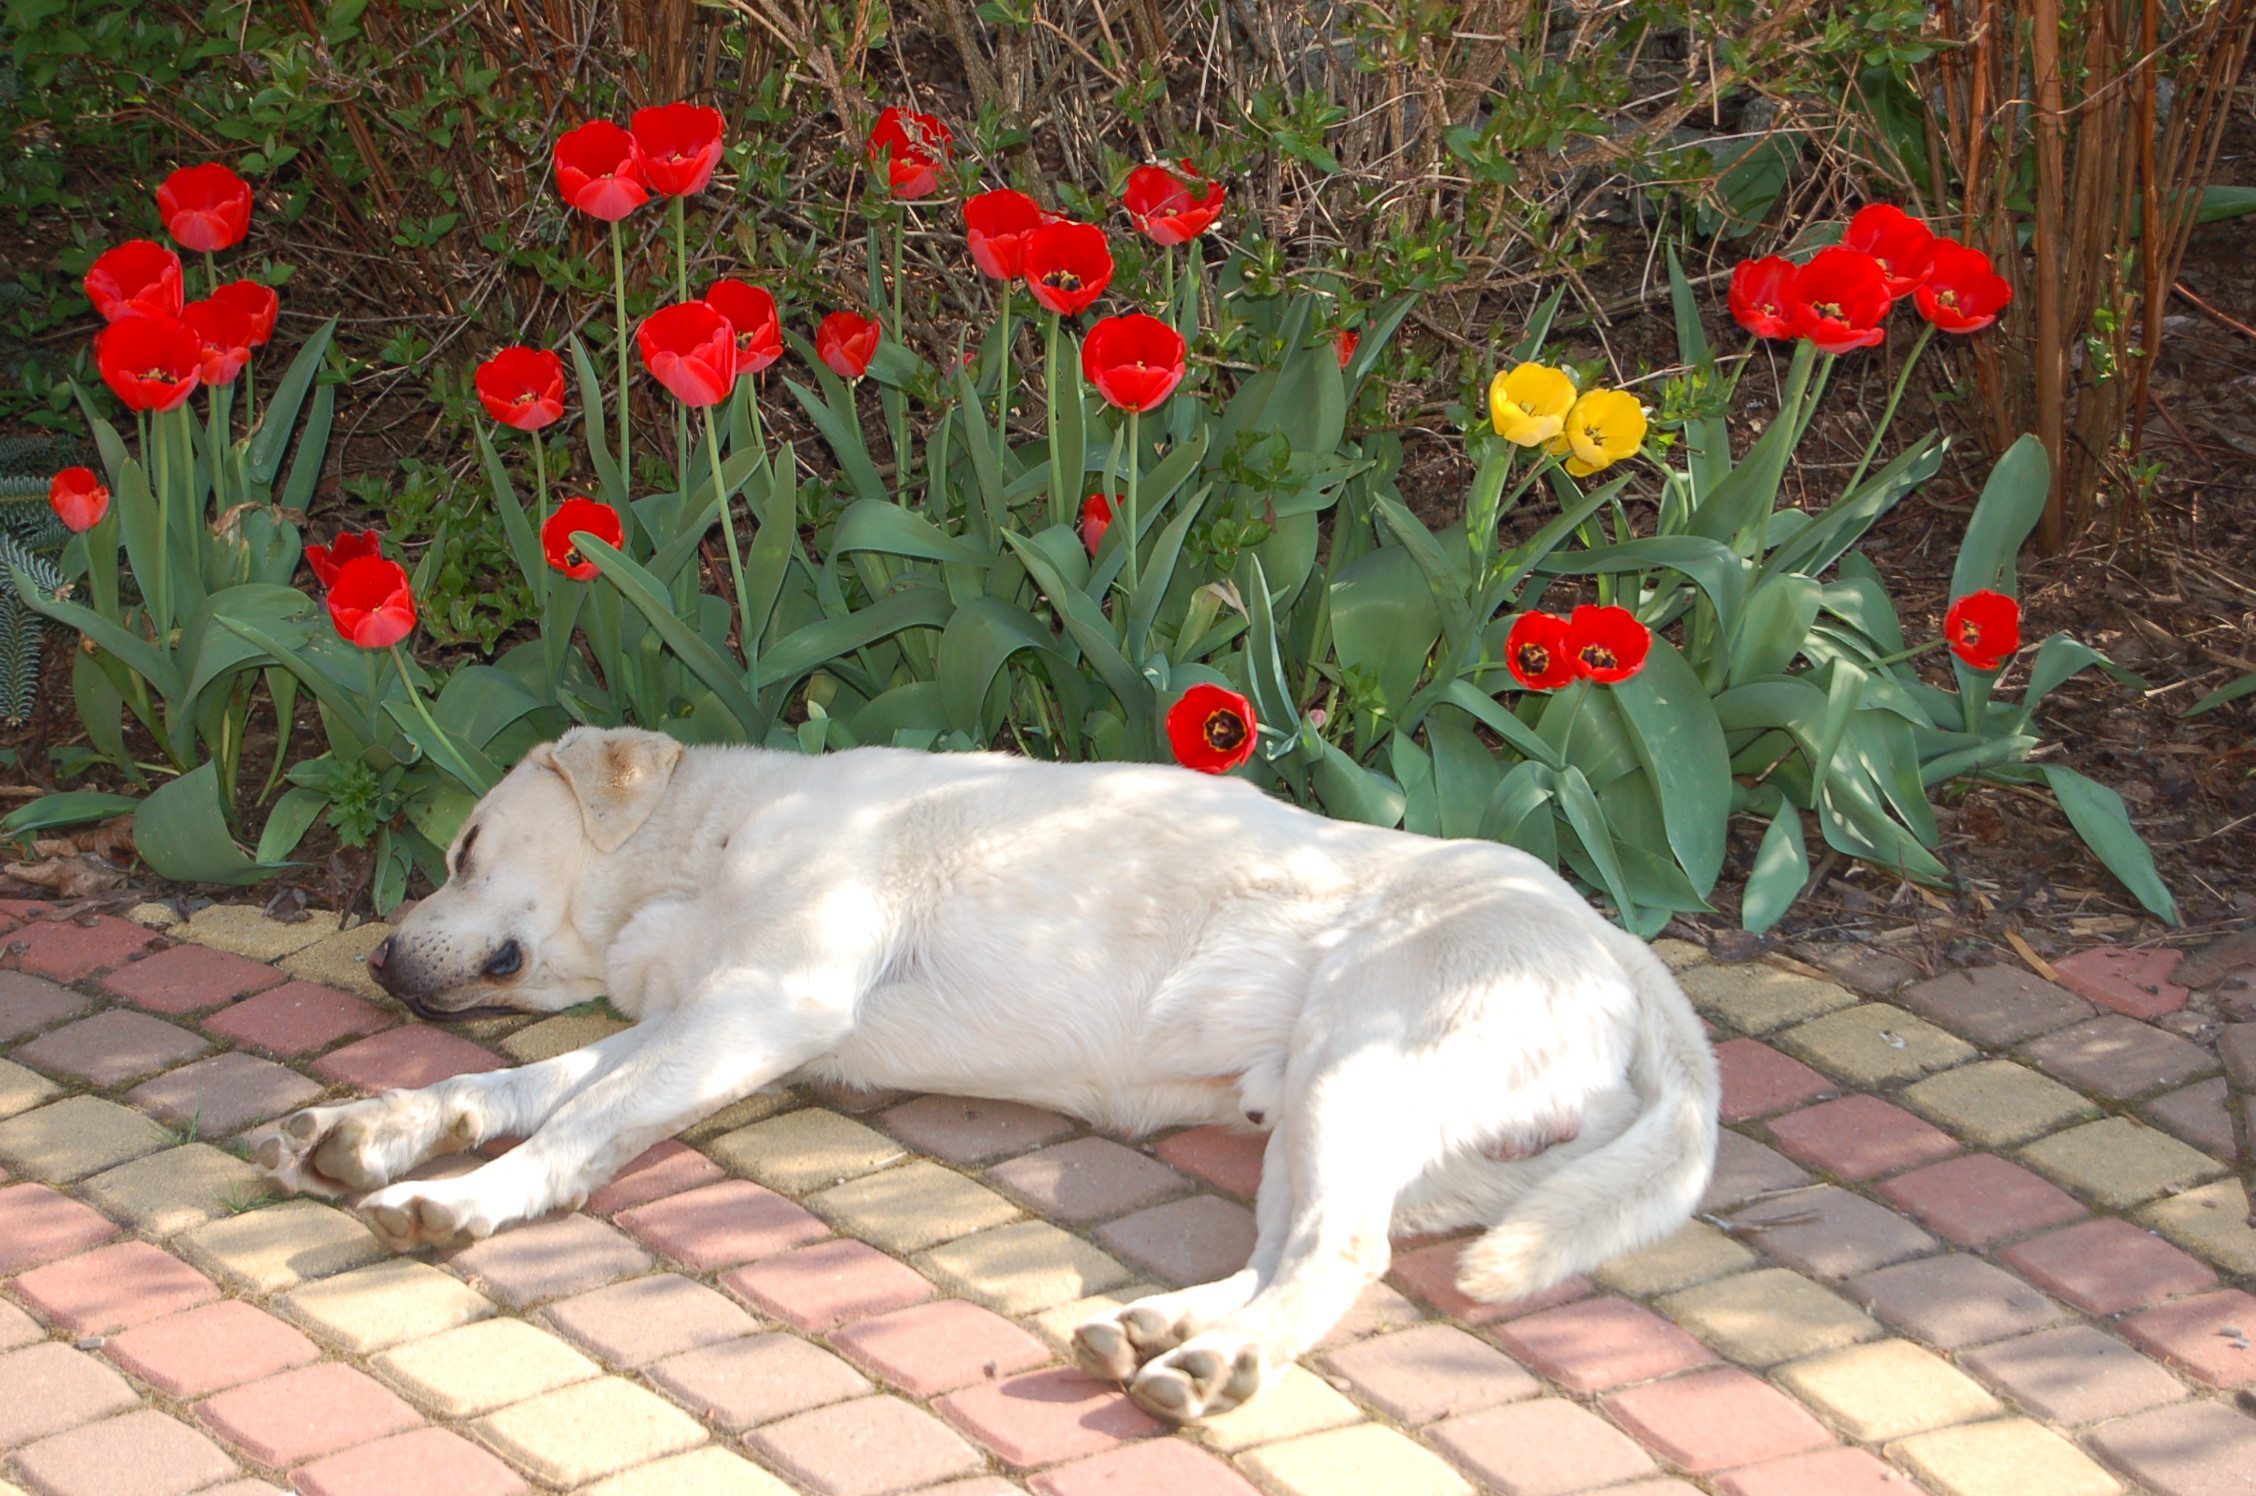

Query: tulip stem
left=1124, top=408, right=1142, bottom=590
left=391, top=645, right=495, bottom=794
left=1044, top=312, right=1067, bottom=528
left=671, top=196, right=688, bottom=303
left=611, top=218, right=631, bottom=498
left=1844, top=322, right=1935, bottom=499
left=995, top=282, right=1011, bottom=476
left=203, top=250, right=218, bottom=301
left=1865, top=636, right=1949, bottom=671
left=704, top=407, right=754, bottom=678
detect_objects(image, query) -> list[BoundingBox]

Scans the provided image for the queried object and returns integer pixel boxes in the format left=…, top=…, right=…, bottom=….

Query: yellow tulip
left=1550, top=388, right=1649, bottom=476
left=1488, top=362, right=1577, bottom=447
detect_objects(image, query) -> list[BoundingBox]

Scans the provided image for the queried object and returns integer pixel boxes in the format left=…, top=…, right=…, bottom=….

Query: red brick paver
left=207, top=980, right=394, bottom=1056
left=1716, top=1038, right=1836, bottom=1122
left=292, top=1426, right=528, bottom=1496
left=882, top=1096, right=1077, bottom=1163
left=751, top=1394, right=987, bottom=1496
left=831, top=1298, right=1054, bottom=1397
left=541, top=1272, right=760, bottom=1369
left=1094, top=1196, right=1257, bottom=1287
left=9, top=1408, right=240, bottom=1496
left=1491, top=1293, right=1716, bottom=1393
left=13, top=1240, right=218, bottom=1335
left=1602, top=1366, right=1835, bottom=1473
left=986, top=1136, right=1194, bottom=1222
left=1154, top=1125, right=1266, bottom=1198
left=103, top=1299, right=321, bottom=1398
left=449, top=1211, right=651, bottom=1307
left=2052, top=944, right=2190, bottom=1019
left=2120, top=1288, right=2256, bottom=1389
left=1898, top=966, right=2092, bottom=1045
left=1715, top=1447, right=1913, bottom=1496
left=616, top=1179, right=829, bottom=1270
left=4, top=914, right=162, bottom=981
left=1031, top=1438, right=1263, bottom=1495
left=2144, top=1077, right=2240, bottom=1156
left=197, top=1361, right=422, bottom=1467
left=13, top=1010, right=211, bottom=1088
left=1850, top=1253, right=2068, bottom=1349
left=0, top=1180, right=121, bottom=1273
left=935, top=1366, right=1162, bottom=1468
left=2000, top=1216, right=2219, bottom=1316
left=101, top=943, right=286, bottom=1015
left=1426, top=1396, right=1658, bottom=1494
left=646, top=1330, right=871, bottom=1430
left=1322, top=1322, right=1539, bottom=1422
left=1876, top=1152, right=2088, bottom=1246
left=0, top=969, right=91, bottom=1040
left=1765, top=1095, right=1961, bottom=1181
left=1960, top=1324, right=2190, bottom=1425
left=311, top=1025, right=499, bottom=1090
left=2085, top=1399, right=2256, bottom=1496
left=582, top=1139, right=724, bottom=1214
left=125, top=1050, right=325, bottom=1138
left=0, top=1342, right=140, bottom=1446
left=721, top=1236, right=933, bottom=1332
left=2020, top=1013, right=2216, bottom=1101
left=1728, top=1185, right=1937, bottom=1280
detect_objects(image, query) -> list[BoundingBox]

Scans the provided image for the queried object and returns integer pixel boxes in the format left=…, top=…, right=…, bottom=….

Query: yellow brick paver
left=809, top=1159, right=1021, bottom=1253
left=374, top=1317, right=600, bottom=1417
left=709, top=1108, right=904, bottom=1194
left=1678, top=963, right=1856, bottom=1034
left=177, top=1199, right=389, bottom=1294
left=1650, top=938, right=1709, bottom=971
left=1658, top=1267, right=1882, bottom=1367
left=1776, top=1339, right=2001, bottom=1442
left=0, top=1096, right=169, bottom=1182
left=276, top=921, right=392, bottom=1000
left=474, top=1376, right=708, bottom=1487
left=1777, top=1003, right=1977, bottom=1087
left=283, top=1257, right=493, bottom=1352
left=1198, top=1365, right=1364, bottom=1452
left=2138, top=1178, right=2256, bottom=1274
left=578, top=1446, right=798, bottom=1496
left=1026, top=1286, right=1162, bottom=1355
left=1593, top=1221, right=1756, bottom=1297
left=180, top=904, right=340, bottom=960
left=677, top=1091, right=799, bottom=1142
left=2019, top=1117, right=2229, bottom=1210
left=914, top=1219, right=1134, bottom=1314
left=79, top=1143, right=271, bottom=1236
left=502, top=1013, right=632, bottom=1064
left=0, top=1058, right=58, bottom=1120
left=1891, top=1417, right=2122, bottom=1496
left=1238, top=1423, right=1472, bottom=1496
left=1900, top=1060, right=2098, bottom=1148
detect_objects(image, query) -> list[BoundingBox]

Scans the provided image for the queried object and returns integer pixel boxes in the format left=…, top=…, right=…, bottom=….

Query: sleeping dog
left=259, top=725, right=1718, bottom=1421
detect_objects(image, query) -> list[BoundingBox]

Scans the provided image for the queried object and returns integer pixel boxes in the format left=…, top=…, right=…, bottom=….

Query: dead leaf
left=4, top=855, right=128, bottom=899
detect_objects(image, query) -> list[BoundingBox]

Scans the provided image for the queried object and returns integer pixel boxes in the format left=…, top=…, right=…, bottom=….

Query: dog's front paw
left=1128, top=1334, right=1269, bottom=1423
left=358, top=1176, right=503, bottom=1251
left=255, top=1100, right=403, bottom=1197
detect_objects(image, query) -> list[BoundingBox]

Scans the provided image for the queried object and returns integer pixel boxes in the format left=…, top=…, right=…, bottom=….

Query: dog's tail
left=1453, top=933, right=1719, bottom=1304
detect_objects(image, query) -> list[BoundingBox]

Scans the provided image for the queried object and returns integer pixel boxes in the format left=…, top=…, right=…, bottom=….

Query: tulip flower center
left=1958, top=620, right=1981, bottom=645
left=1515, top=643, right=1551, bottom=676
left=1043, top=270, right=1084, bottom=293
left=1579, top=644, right=1618, bottom=671
left=1814, top=300, right=1844, bottom=321
left=1202, top=709, right=1248, bottom=752
left=1938, top=289, right=1959, bottom=308
left=138, top=366, right=170, bottom=381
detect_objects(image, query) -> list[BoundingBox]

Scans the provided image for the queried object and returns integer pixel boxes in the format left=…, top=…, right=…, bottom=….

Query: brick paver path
left=1, top=896, right=2252, bottom=1495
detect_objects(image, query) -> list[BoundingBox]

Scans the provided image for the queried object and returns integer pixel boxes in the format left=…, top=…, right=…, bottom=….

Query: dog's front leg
left=356, top=988, right=849, bottom=1249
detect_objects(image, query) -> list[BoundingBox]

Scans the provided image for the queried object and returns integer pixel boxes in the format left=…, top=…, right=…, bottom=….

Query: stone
left=2020, top=1015, right=2216, bottom=1102
left=1701, top=1130, right=1813, bottom=1212
left=2139, top=1178, right=2256, bottom=1275
left=1848, top=1254, right=2068, bottom=1349
left=748, top=1395, right=985, bottom=1496
left=1773, top=1339, right=2000, bottom=1441
left=1155, top=1126, right=1266, bottom=1198
left=2083, top=1400, right=2256, bottom=1496
left=0, top=1342, right=140, bottom=1447
left=276, top=921, right=394, bottom=1001
left=11, top=1239, right=217, bottom=1335
left=540, top=1273, right=760, bottom=1370
left=2144, top=1078, right=2241, bottom=1158
left=1727, top=1185, right=1937, bottom=1280
left=471, top=1376, right=708, bottom=1487
left=1239, top=1423, right=1472, bottom=1496
left=615, top=1180, right=828, bottom=1271
left=125, top=1052, right=324, bottom=1139
left=1423, top=1397, right=1650, bottom=1496
left=10, top=1409, right=239, bottom=1496
left=579, top=1447, right=796, bottom=1496
left=1032, top=1440, right=1264, bottom=1496
left=1323, top=1323, right=1541, bottom=1422
left=986, top=1136, right=1194, bottom=1223
left=13, top=1010, right=209, bottom=1087
left=1898, top=966, right=2092, bottom=1046
left=0, top=1095, right=168, bottom=1182
left=99, top=943, right=283, bottom=1015
left=879, top=1095, right=1076, bottom=1164
left=2051, top=943, right=2189, bottom=1019
left=1899, top=1061, right=2097, bottom=1149
left=1096, top=1196, right=1258, bottom=1287
left=1999, top=1216, right=2218, bottom=1316
left=913, top=1220, right=1133, bottom=1315
left=1593, top=1220, right=1757, bottom=1296
left=1678, top=964, right=1858, bottom=1034
left=0, top=1181, right=121, bottom=1273
left=1960, top=1326, right=2190, bottom=1426
left=1765, top=1095, right=1961, bottom=1181
left=1716, top=1039, right=1838, bottom=1123
left=176, top=1200, right=388, bottom=1295
left=370, top=1317, right=599, bottom=1417
left=1776, top=1003, right=1976, bottom=1087
left=494, top=1013, right=629, bottom=1064
left=828, top=1297, right=1054, bottom=1398
left=281, top=1257, right=493, bottom=1352
left=0, top=970, right=90, bottom=1043
left=447, top=1212, right=651, bottom=1308
left=1657, top=1267, right=1882, bottom=1367
left=100, top=1300, right=320, bottom=1400
left=1489, top=1295, right=1714, bottom=1394
left=720, top=1238, right=931, bottom=1333
left=806, top=1161, right=1021, bottom=1255
left=1600, top=1365, right=1835, bottom=1473
left=1875, top=1153, right=2086, bottom=1248
left=0, top=1057, right=59, bottom=1120
left=583, top=1141, right=725, bottom=1215
left=196, top=1361, right=422, bottom=1468
left=181, top=904, right=340, bottom=961
left=203, top=981, right=394, bottom=1057
left=646, top=1332, right=870, bottom=1430
left=79, top=1143, right=271, bottom=1236
left=707, top=1108, right=904, bottom=1194
left=2119, top=1288, right=2256, bottom=1389
left=2019, top=1117, right=2227, bottom=1210
left=290, top=1427, right=526, bottom=1496
left=1890, top=1417, right=2122, bottom=1496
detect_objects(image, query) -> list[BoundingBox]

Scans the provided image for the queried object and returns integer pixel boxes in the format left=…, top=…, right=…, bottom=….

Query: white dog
left=259, top=726, right=1717, bottom=1420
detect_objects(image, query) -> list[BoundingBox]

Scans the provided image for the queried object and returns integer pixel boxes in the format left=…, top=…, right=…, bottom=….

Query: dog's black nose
left=482, top=940, right=523, bottom=979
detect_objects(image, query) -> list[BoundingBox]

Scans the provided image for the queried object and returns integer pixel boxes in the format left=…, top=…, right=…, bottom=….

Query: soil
left=5, top=75, right=2252, bottom=978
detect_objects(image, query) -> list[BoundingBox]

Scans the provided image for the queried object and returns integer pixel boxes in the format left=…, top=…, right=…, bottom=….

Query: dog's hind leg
left=355, top=984, right=852, bottom=1249
left=258, top=1026, right=656, bottom=1198
left=1073, top=1129, right=1292, bottom=1383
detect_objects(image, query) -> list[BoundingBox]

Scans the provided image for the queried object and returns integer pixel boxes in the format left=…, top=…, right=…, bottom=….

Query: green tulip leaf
left=134, top=762, right=270, bottom=884
left=1742, top=805, right=1810, bottom=934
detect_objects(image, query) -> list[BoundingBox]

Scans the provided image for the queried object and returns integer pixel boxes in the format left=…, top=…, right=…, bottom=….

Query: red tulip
left=1023, top=221, right=1113, bottom=317
left=704, top=279, right=783, bottom=375
left=1081, top=313, right=1186, bottom=413
left=1789, top=247, right=1891, bottom=355
left=212, top=279, right=278, bottom=346
left=1728, top=256, right=1798, bottom=341
left=866, top=107, right=952, bottom=199
left=1916, top=239, right=2014, bottom=335
left=542, top=496, right=625, bottom=581
left=48, top=468, right=109, bottom=533
left=1844, top=205, right=1935, bottom=299
left=630, top=103, right=725, bottom=197
left=637, top=301, right=736, bottom=407
left=1567, top=604, right=1651, bottom=684
left=84, top=240, right=184, bottom=323
left=1166, top=682, right=1258, bottom=774
left=554, top=121, right=649, bottom=220
left=816, top=311, right=882, bottom=380
left=963, top=189, right=1049, bottom=280
left=305, top=529, right=383, bottom=589
left=1505, top=612, right=1575, bottom=691
left=95, top=314, right=201, bottom=412
left=1123, top=161, right=1225, bottom=246
left=1080, top=493, right=1115, bottom=556
left=156, top=163, right=252, bottom=253
left=475, top=347, right=567, bottom=431
left=180, top=298, right=254, bottom=385
left=1335, top=330, right=1359, bottom=369
left=326, top=555, right=417, bottom=649
left=1944, top=590, right=2021, bottom=670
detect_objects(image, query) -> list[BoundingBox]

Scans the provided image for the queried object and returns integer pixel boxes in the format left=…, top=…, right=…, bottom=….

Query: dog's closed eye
left=454, top=823, right=481, bottom=879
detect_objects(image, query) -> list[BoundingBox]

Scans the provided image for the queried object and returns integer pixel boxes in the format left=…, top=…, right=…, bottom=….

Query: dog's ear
left=544, top=727, right=684, bottom=853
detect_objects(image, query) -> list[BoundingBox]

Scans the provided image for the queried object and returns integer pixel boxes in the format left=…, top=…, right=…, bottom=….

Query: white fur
left=260, top=726, right=1719, bottom=1420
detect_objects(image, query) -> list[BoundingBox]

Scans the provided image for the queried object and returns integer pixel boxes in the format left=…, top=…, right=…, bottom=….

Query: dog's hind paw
left=358, top=1178, right=500, bottom=1251
left=1128, top=1335, right=1268, bottom=1422
left=1073, top=1300, right=1195, bottom=1383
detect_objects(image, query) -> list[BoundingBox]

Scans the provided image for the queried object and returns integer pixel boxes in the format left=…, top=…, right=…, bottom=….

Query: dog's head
left=367, top=725, right=683, bottom=1017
